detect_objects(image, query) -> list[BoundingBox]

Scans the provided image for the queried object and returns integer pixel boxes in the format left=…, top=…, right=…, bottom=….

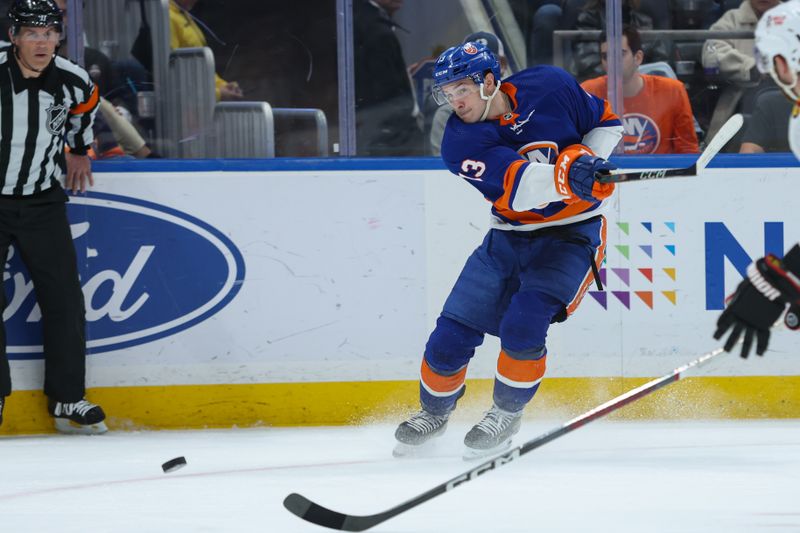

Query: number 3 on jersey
left=458, top=159, right=486, bottom=181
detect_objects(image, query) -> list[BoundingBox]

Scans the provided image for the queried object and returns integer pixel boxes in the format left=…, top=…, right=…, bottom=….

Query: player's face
left=441, top=79, right=483, bottom=123
left=773, top=55, right=800, bottom=95
left=11, top=26, right=60, bottom=72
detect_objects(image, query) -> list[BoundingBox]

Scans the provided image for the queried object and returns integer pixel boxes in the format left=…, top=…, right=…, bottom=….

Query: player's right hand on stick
left=714, top=247, right=800, bottom=357
left=555, top=144, right=616, bottom=203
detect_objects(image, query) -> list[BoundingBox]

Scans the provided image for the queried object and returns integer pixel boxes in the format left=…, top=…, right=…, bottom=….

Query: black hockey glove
left=714, top=245, right=800, bottom=358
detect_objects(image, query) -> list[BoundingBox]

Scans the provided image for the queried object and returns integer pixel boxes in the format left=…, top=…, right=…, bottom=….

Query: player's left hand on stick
left=555, top=144, right=617, bottom=203
left=714, top=247, right=800, bottom=357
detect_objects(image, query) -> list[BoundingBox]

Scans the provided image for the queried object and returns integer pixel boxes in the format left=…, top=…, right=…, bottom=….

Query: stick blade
left=283, top=493, right=378, bottom=532
left=696, top=113, right=744, bottom=172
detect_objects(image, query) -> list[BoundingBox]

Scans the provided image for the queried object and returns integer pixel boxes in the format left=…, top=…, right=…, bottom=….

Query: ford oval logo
left=6, top=192, right=246, bottom=359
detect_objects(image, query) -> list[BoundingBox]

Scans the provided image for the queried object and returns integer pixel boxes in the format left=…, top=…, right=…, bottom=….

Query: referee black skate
left=0, top=0, right=106, bottom=435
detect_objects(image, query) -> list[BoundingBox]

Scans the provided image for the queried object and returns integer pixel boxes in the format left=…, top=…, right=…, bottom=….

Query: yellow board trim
left=2, top=376, right=800, bottom=435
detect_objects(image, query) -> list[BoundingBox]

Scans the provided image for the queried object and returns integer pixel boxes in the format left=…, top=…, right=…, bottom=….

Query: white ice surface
left=1, top=420, right=799, bottom=532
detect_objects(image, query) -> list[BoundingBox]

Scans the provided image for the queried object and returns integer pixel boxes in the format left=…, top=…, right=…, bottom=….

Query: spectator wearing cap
left=429, top=31, right=510, bottom=155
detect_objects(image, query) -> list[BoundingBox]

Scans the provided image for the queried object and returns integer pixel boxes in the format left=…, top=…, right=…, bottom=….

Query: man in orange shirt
left=582, top=27, right=699, bottom=154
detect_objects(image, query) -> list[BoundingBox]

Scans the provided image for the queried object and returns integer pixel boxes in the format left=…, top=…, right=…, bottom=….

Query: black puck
left=162, top=456, right=187, bottom=473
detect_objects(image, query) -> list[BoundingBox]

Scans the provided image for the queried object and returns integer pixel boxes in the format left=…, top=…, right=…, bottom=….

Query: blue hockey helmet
left=432, top=41, right=501, bottom=105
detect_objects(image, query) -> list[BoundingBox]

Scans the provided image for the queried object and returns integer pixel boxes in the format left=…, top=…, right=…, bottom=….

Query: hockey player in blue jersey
left=394, top=41, right=623, bottom=459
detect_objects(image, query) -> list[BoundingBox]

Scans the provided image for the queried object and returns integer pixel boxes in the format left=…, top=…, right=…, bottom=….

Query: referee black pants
left=0, top=185, right=86, bottom=402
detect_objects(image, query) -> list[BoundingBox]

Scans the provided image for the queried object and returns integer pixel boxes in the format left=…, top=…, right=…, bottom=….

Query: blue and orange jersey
left=440, top=65, right=622, bottom=230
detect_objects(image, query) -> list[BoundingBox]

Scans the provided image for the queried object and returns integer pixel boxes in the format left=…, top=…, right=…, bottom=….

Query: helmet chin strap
left=478, top=81, right=502, bottom=121
left=769, top=66, right=800, bottom=104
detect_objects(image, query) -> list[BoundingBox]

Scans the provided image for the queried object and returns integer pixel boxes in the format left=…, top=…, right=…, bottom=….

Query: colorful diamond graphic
left=635, top=291, right=653, bottom=309
left=662, top=290, right=677, bottom=305
left=589, top=291, right=607, bottom=309
left=612, top=268, right=630, bottom=286
left=638, top=268, right=653, bottom=282
left=641, top=222, right=652, bottom=233
left=639, top=245, right=653, bottom=258
left=663, top=268, right=676, bottom=281
left=597, top=268, right=608, bottom=286
left=617, top=222, right=630, bottom=235
left=665, top=245, right=676, bottom=256
left=665, top=222, right=676, bottom=233
left=612, top=291, right=631, bottom=309
left=615, top=245, right=630, bottom=260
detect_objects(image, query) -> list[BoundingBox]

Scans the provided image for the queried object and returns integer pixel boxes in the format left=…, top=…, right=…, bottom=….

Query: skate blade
left=393, top=440, right=438, bottom=458
left=393, top=430, right=449, bottom=458
left=54, top=418, right=108, bottom=435
left=462, top=438, right=512, bottom=461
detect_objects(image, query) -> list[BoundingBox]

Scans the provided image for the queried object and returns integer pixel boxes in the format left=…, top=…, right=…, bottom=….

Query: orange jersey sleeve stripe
left=70, top=85, right=99, bottom=115
left=493, top=159, right=528, bottom=213
left=600, top=99, right=618, bottom=124
left=566, top=216, right=607, bottom=315
left=496, top=350, right=547, bottom=384
left=420, top=359, right=467, bottom=395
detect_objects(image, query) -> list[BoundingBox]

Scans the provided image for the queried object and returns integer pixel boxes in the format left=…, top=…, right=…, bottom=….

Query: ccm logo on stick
left=638, top=169, right=668, bottom=179
left=445, top=448, right=521, bottom=491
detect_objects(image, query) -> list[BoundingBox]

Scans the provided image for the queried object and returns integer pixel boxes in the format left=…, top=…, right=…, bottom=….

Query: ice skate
left=393, top=409, right=450, bottom=457
left=463, top=404, right=522, bottom=460
left=48, top=398, right=108, bottom=435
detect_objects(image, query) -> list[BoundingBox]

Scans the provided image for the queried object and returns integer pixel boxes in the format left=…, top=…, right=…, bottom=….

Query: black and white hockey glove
left=714, top=244, right=800, bottom=358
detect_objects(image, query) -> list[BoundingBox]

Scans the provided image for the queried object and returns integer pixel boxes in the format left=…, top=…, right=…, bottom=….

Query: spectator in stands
left=573, top=0, right=668, bottom=81
left=508, top=0, right=562, bottom=65
left=430, top=31, right=510, bottom=156
left=582, top=26, right=699, bottom=154
left=702, top=0, right=779, bottom=86
left=529, top=1, right=563, bottom=65
left=54, top=0, right=155, bottom=159
left=354, top=0, right=423, bottom=156
left=739, top=88, right=792, bottom=153
left=169, top=0, right=243, bottom=101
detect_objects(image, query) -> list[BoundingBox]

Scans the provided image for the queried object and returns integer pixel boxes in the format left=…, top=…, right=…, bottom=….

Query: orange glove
left=555, top=144, right=616, bottom=204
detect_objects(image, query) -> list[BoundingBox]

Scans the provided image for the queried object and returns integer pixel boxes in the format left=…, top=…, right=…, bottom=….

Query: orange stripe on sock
left=420, top=359, right=467, bottom=395
left=496, top=350, right=546, bottom=384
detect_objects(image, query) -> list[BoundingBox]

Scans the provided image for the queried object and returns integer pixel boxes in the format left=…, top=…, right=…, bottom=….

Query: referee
left=0, top=0, right=106, bottom=434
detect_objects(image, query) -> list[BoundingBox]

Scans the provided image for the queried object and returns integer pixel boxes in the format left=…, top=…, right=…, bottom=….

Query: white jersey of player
left=790, top=105, right=800, bottom=161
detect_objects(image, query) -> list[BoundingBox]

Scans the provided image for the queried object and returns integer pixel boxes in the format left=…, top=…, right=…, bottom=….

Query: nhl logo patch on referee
left=45, top=104, right=68, bottom=135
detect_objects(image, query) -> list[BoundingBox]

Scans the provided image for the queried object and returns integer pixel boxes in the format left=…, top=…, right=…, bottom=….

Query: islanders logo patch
left=622, top=113, right=661, bottom=154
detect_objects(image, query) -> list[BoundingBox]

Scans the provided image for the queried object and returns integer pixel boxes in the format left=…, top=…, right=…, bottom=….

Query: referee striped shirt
left=0, top=46, right=98, bottom=196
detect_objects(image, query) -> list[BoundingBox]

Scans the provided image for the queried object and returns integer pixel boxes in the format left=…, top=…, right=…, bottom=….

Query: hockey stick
left=595, top=113, right=744, bottom=184
left=283, top=345, right=729, bottom=531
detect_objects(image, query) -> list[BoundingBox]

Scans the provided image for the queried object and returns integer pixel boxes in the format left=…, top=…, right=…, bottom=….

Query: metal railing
left=553, top=29, right=755, bottom=70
